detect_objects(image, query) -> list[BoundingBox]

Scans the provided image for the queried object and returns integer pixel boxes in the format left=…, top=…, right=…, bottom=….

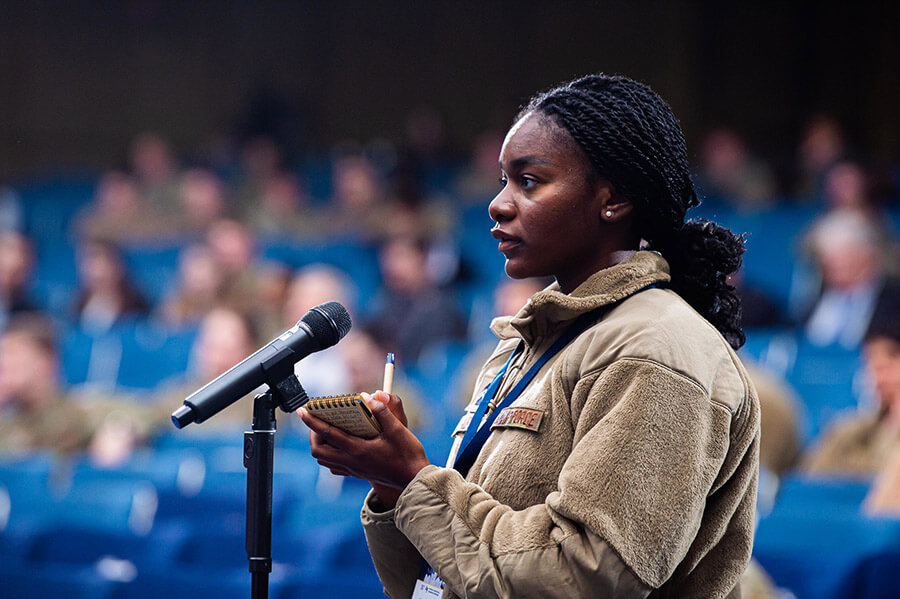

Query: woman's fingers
left=299, top=407, right=358, bottom=451
left=298, top=395, right=430, bottom=489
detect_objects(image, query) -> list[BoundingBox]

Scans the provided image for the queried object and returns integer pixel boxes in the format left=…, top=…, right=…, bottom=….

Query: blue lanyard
left=452, top=283, right=661, bottom=477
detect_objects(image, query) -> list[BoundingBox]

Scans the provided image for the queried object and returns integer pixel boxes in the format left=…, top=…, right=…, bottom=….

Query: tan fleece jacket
left=362, top=251, right=760, bottom=598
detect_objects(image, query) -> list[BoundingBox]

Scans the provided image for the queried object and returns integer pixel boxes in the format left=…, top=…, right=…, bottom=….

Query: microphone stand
left=245, top=391, right=276, bottom=599
left=242, top=372, right=310, bottom=599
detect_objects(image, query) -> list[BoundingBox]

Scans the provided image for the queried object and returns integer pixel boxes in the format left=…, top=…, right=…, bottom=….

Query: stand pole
left=245, top=392, right=276, bottom=599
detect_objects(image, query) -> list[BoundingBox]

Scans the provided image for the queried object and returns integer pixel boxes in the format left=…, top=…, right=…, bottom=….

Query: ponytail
left=647, top=220, right=745, bottom=349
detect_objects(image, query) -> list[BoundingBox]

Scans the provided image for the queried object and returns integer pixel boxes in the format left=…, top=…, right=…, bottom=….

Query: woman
left=300, top=74, right=759, bottom=598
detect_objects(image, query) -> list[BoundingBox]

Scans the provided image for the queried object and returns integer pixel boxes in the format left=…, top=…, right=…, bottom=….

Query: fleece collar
left=490, top=251, right=671, bottom=346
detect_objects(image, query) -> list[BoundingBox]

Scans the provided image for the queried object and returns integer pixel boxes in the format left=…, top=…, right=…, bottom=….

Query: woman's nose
left=488, top=188, right=514, bottom=224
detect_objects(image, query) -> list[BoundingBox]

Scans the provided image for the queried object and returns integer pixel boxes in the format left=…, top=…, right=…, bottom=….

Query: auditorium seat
left=0, top=561, right=120, bottom=599
left=753, top=475, right=900, bottom=599
left=121, top=241, right=184, bottom=305
left=786, top=340, right=867, bottom=443
left=120, top=569, right=273, bottom=599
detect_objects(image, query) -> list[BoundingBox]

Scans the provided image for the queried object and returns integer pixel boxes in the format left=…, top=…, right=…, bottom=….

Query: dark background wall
left=1, top=0, right=897, bottom=178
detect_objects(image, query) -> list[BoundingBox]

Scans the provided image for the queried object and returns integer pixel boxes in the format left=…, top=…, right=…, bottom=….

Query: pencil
left=382, top=353, right=395, bottom=394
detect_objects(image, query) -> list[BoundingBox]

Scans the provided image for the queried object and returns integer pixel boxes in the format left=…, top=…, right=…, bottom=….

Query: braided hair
left=521, top=74, right=746, bottom=349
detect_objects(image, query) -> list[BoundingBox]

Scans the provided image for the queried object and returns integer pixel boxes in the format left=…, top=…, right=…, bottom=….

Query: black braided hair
left=521, top=74, right=746, bottom=349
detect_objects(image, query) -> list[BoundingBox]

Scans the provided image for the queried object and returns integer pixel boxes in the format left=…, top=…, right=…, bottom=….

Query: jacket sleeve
left=361, top=490, right=425, bottom=599
left=390, top=359, right=749, bottom=598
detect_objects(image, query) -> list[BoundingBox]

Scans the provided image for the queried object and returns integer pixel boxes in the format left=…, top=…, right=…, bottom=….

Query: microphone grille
left=302, top=301, right=352, bottom=348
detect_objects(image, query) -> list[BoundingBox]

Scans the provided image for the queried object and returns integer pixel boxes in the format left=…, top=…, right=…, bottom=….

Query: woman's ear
left=596, top=180, right=633, bottom=223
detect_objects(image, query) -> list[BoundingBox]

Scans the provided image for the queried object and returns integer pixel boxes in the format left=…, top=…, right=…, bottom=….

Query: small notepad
left=303, top=393, right=382, bottom=438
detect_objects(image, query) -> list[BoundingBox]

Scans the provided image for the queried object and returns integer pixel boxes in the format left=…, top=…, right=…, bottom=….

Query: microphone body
left=172, top=301, right=351, bottom=428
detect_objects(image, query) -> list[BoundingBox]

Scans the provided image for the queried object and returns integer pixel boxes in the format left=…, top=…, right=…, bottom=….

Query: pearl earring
left=605, top=210, right=613, bottom=218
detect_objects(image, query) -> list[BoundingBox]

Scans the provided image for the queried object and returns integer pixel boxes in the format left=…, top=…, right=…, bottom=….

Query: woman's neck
left=558, top=249, right=638, bottom=294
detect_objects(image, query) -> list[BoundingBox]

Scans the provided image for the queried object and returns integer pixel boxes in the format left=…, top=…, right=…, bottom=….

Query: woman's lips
left=497, top=239, right=521, bottom=253
left=491, top=229, right=522, bottom=253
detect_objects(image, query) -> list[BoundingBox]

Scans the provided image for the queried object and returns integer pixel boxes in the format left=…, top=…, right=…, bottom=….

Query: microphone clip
left=259, top=347, right=309, bottom=413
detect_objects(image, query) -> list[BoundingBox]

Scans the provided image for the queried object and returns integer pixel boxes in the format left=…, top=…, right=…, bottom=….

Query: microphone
left=171, top=301, right=352, bottom=429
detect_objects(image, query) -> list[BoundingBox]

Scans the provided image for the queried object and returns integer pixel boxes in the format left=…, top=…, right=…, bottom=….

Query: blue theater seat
left=0, top=561, right=120, bottom=599
left=786, top=340, right=866, bottom=443
left=754, top=477, right=900, bottom=599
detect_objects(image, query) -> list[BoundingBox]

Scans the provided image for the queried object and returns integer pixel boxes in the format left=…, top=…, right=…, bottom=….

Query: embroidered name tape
left=490, top=407, right=544, bottom=432
left=452, top=412, right=474, bottom=436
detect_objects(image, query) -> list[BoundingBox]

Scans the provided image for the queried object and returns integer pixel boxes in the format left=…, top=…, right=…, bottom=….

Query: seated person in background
left=0, top=314, right=93, bottom=454
left=0, top=185, right=23, bottom=233
left=748, top=363, right=802, bottom=479
left=283, top=264, right=357, bottom=397
left=129, top=132, right=180, bottom=213
left=74, top=171, right=166, bottom=242
left=73, top=238, right=150, bottom=333
left=367, top=235, right=467, bottom=363
left=0, top=231, right=40, bottom=330
left=728, top=267, right=782, bottom=329
left=801, top=208, right=887, bottom=349
left=175, top=168, right=227, bottom=236
left=88, top=305, right=267, bottom=465
left=155, top=304, right=264, bottom=430
left=696, top=127, right=776, bottom=211
left=802, top=283, right=900, bottom=476
left=157, top=243, right=226, bottom=327
left=205, top=218, right=265, bottom=317
left=458, top=276, right=552, bottom=409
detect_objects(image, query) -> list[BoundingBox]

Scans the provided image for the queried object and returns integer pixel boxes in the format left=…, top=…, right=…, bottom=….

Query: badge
left=412, top=563, right=445, bottom=599
left=489, top=407, right=544, bottom=432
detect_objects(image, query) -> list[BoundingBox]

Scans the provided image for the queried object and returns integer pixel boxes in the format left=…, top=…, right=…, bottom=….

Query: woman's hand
left=299, top=391, right=431, bottom=508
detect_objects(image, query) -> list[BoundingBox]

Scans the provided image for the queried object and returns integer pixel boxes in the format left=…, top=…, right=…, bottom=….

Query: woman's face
left=489, top=112, right=617, bottom=293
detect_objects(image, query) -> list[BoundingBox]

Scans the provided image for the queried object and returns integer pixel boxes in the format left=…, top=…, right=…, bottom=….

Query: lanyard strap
left=452, top=308, right=601, bottom=476
left=452, top=282, right=662, bottom=477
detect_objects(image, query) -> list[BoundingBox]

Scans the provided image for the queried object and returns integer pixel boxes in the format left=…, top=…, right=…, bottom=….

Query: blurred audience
left=0, top=231, right=39, bottom=330
left=158, top=243, right=226, bottom=327
left=244, top=172, right=314, bottom=237
left=801, top=208, right=888, bottom=348
left=796, top=114, right=848, bottom=201
left=153, top=305, right=262, bottom=431
left=801, top=283, right=900, bottom=476
left=747, top=363, right=802, bottom=478
left=284, top=264, right=357, bottom=397
left=698, top=127, right=777, bottom=211
left=176, top=169, right=228, bottom=235
left=0, top=185, right=24, bottom=232
left=233, top=136, right=291, bottom=217
left=729, top=267, right=783, bottom=329
left=205, top=218, right=263, bottom=315
left=321, top=155, right=390, bottom=241
left=822, top=161, right=874, bottom=213
left=458, top=276, right=551, bottom=409
left=367, top=235, right=467, bottom=363
left=129, top=132, right=180, bottom=212
left=76, top=171, right=164, bottom=241
left=73, top=238, right=150, bottom=333
left=454, top=129, right=505, bottom=203
left=0, top=314, right=93, bottom=454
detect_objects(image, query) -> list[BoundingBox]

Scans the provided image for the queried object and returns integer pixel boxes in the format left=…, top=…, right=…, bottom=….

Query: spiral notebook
left=303, top=393, right=382, bottom=438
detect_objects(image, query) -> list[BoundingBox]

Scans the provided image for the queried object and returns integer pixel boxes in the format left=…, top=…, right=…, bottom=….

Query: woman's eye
left=520, top=176, right=537, bottom=189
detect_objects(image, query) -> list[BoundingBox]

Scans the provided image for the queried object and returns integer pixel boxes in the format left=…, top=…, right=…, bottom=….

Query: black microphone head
left=301, top=301, right=352, bottom=349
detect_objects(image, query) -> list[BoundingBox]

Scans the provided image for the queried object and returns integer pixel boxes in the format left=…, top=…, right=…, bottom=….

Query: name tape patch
left=490, top=407, right=544, bottom=432
left=452, top=412, right=474, bottom=437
